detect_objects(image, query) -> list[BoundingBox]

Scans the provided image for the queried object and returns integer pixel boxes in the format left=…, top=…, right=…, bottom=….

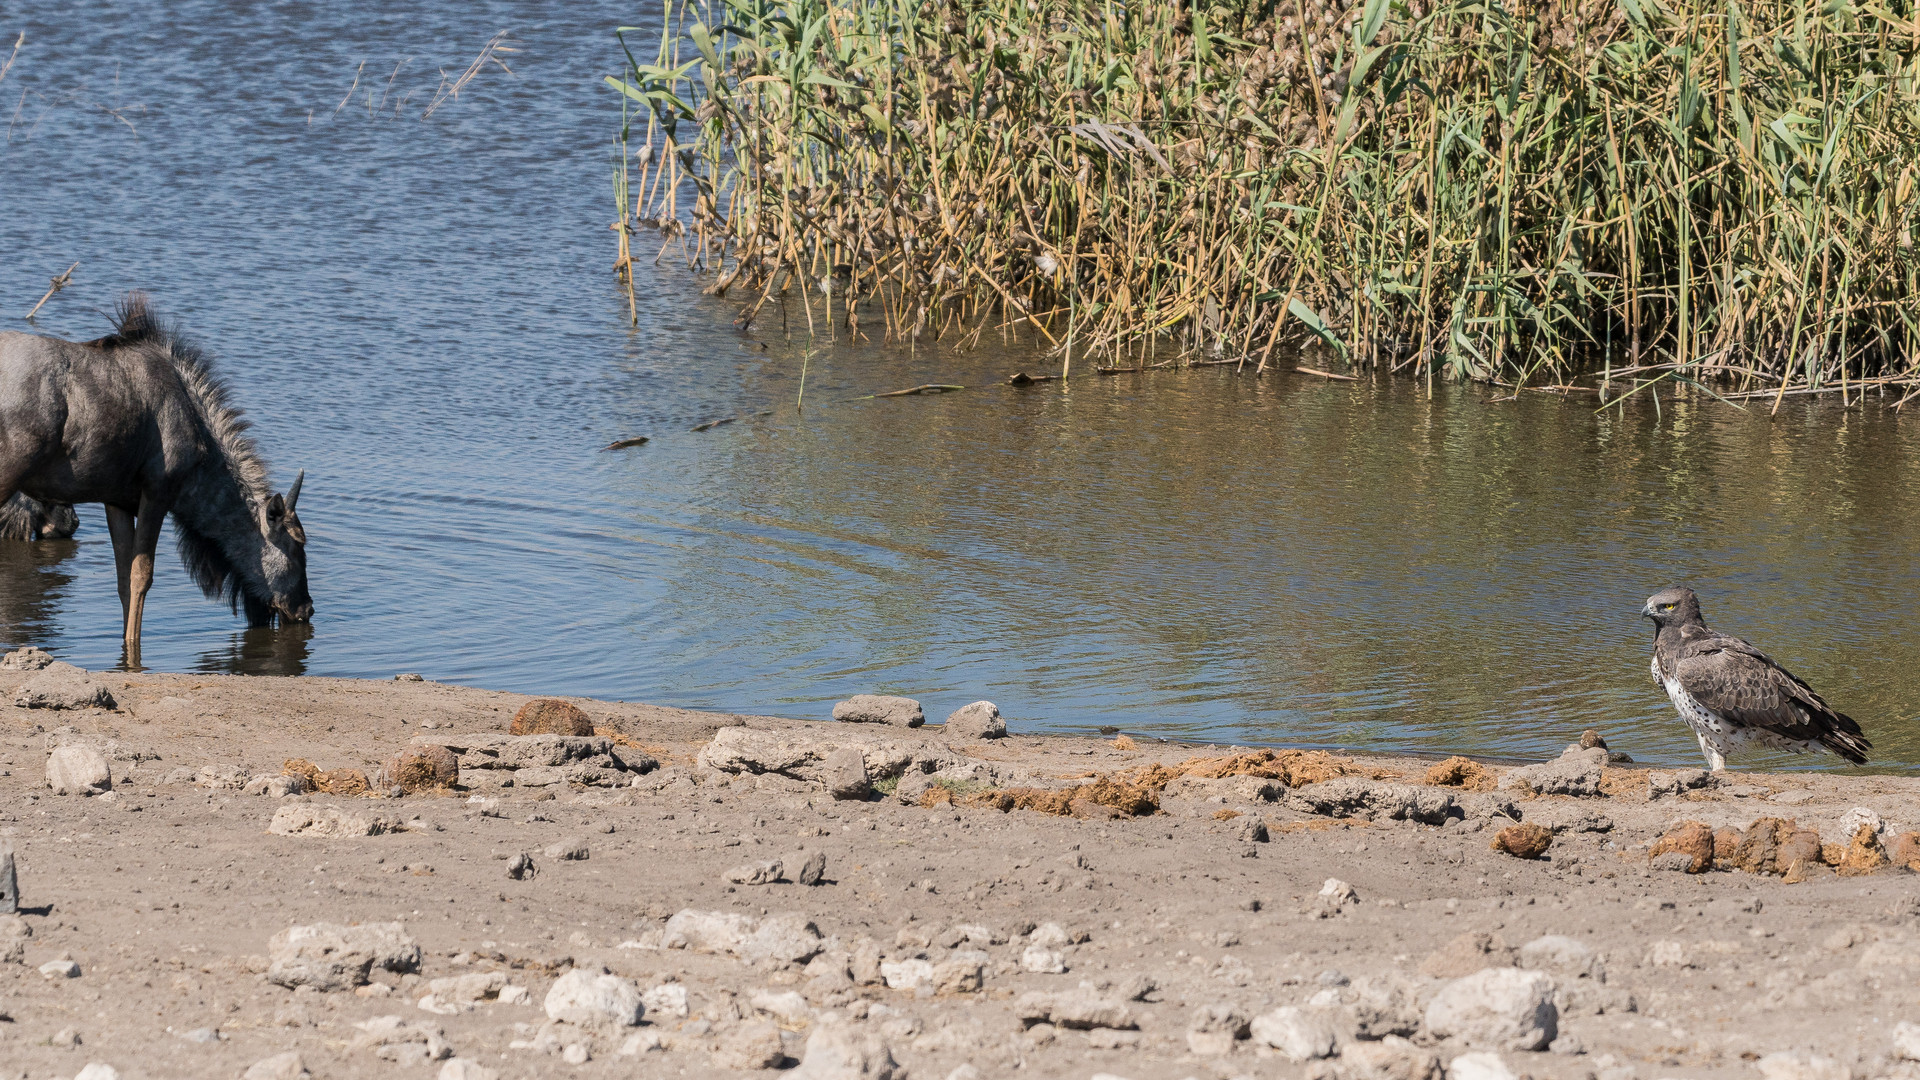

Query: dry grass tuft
left=1423, top=756, right=1495, bottom=790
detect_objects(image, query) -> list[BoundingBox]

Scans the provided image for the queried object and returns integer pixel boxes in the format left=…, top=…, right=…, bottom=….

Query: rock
left=1020, top=944, right=1066, bottom=973
left=1015, top=988, right=1135, bottom=1030
left=267, top=805, right=396, bottom=838
left=424, top=733, right=616, bottom=771
left=0, top=645, right=54, bottom=670
left=267, top=922, right=421, bottom=991
left=1338, top=1035, right=1442, bottom=1080
left=821, top=747, right=872, bottom=801
left=242, top=1051, right=311, bottom=1080
left=1838, top=823, right=1891, bottom=875
left=352, top=1015, right=453, bottom=1063
left=1755, top=1052, right=1851, bottom=1080
left=697, top=727, right=954, bottom=789
left=40, top=957, right=81, bottom=978
left=932, top=950, right=988, bottom=993
left=384, top=745, right=458, bottom=792
left=45, top=744, right=111, bottom=795
left=790, top=1022, right=903, bottom=1080
left=1517, top=935, right=1604, bottom=982
left=1315, top=878, right=1360, bottom=918
left=662, top=909, right=824, bottom=965
left=608, top=744, right=658, bottom=773
left=1285, top=778, right=1456, bottom=824
left=1579, top=729, right=1608, bottom=749
left=1839, top=806, right=1884, bottom=837
left=544, top=839, right=590, bottom=861
left=1162, top=774, right=1284, bottom=803
left=1447, top=1051, right=1521, bottom=1080
left=427, top=970, right=511, bottom=1004
left=437, top=1060, right=500, bottom=1080
left=14, top=662, right=115, bottom=709
left=751, top=989, right=812, bottom=1025
left=1423, top=967, right=1557, bottom=1050
left=244, top=774, right=305, bottom=797
left=1421, top=933, right=1515, bottom=979
left=1490, top=823, right=1552, bottom=859
left=943, top=701, right=1005, bottom=739
left=74, top=1067, right=119, bottom=1080
left=1345, top=973, right=1427, bottom=1038
left=506, top=853, right=536, bottom=879
left=511, top=699, right=594, bottom=736
left=1186, top=1003, right=1250, bottom=1054
left=1647, top=940, right=1690, bottom=968
left=642, top=982, right=690, bottom=1019
left=196, top=763, right=247, bottom=789
left=1893, top=1020, right=1920, bottom=1061
left=832, top=695, right=924, bottom=727
left=1649, top=821, right=1714, bottom=872
left=726, top=859, right=784, bottom=885
left=545, top=968, right=643, bottom=1030
left=1239, top=817, right=1270, bottom=843
left=1500, top=747, right=1604, bottom=796
left=1249, top=1004, right=1344, bottom=1060
left=798, top=851, right=828, bottom=886
left=1648, top=769, right=1714, bottom=798
left=715, top=1020, right=788, bottom=1069
left=1732, top=817, right=1793, bottom=873
left=880, top=958, right=933, bottom=990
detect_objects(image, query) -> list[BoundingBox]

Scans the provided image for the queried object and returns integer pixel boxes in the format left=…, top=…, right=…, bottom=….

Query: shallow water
left=2, top=1, right=1917, bottom=770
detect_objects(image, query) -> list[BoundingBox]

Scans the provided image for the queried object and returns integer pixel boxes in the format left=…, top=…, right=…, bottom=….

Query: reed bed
left=609, top=0, right=1920, bottom=395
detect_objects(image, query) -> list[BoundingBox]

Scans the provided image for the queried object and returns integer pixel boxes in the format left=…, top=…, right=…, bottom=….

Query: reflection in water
left=194, top=622, right=314, bottom=678
left=0, top=539, right=78, bottom=646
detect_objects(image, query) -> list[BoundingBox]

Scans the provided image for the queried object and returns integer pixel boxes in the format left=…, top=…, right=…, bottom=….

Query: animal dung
left=511, top=699, right=594, bottom=737
left=1490, top=823, right=1553, bottom=859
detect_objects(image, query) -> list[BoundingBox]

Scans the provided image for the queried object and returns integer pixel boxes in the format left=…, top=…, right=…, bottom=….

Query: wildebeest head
left=256, top=470, right=313, bottom=623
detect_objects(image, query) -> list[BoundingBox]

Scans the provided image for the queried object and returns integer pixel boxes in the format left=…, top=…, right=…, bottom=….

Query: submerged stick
left=690, top=410, right=774, bottom=433
left=862, top=384, right=964, bottom=399
left=1295, top=366, right=1359, bottom=382
left=1007, top=372, right=1059, bottom=384
left=602, top=436, right=650, bottom=451
left=23, top=261, right=76, bottom=320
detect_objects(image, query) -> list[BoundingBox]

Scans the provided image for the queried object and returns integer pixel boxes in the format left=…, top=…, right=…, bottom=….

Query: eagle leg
left=1695, top=733, right=1727, bottom=773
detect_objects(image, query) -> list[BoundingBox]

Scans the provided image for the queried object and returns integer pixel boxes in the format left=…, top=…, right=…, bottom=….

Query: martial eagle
left=1642, top=586, right=1871, bottom=771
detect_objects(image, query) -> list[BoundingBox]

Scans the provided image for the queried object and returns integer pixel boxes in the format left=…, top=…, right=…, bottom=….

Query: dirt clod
left=1838, top=824, right=1891, bottom=876
left=1650, top=821, right=1714, bottom=873
left=511, top=699, right=593, bottom=736
left=1490, top=823, right=1553, bottom=859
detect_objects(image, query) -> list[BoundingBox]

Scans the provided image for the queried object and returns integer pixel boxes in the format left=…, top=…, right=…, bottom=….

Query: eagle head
left=1642, top=586, right=1703, bottom=627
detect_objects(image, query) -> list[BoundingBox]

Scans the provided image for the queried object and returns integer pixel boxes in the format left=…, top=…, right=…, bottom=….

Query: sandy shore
left=2, top=665, right=1918, bottom=1080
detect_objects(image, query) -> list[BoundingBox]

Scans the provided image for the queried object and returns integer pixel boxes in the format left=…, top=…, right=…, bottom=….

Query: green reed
left=609, top=0, right=1920, bottom=395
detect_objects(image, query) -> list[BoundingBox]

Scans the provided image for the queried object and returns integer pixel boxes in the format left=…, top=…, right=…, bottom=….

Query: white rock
left=244, top=774, right=304, bottom=797
left=351, top=1015, right=453, bottom=1063
left=74, top=1066, right=119, bottom=1080
left=662, top=908, right=824, bottom=965
left=1249, top=1004, right=1343, bottom=1061
left=267, top=804, right=396, bottom=838
left=1014, top=988, right=1135, bottom=1030
left=943, top=701, right=1006, bottom=739
left=267, top=922, right=421, bottom=991
left=726, top=859, right=783, bottom=885
left=832, top=694, right=924, bottom=727
left=544, top=969, right=643, bottom=1030
left=880, top=958, right=934, bottom=990
left=1648, top=940, right=1690, bottom=968
left=752, top=989, right=812, bottom=1025
left=1756, top=1051, right=1852, bottom=1080
left=933, top=950, right=988, bottom=993
left=1518, top=935, right=1605, bottom=982
left=642, top=982, right=690, bottom=1019
left=713, top=1020, right=786, bottom=1069
left=1895, top=1020, right=1920, bottom=1061
left=0, top=645, right=54, bottom=670
left=619, top=1030, right=664, bottom=1055
left=14, top=662, right=115, bottom=709
left=946, top=1066, right=981, bottom=1080
left=241, top=1051, right=310, bottom=1080
left=1186, top=1002, right=1250, bottom=1055
left=427, top=970, right=509, bottom=1004
left=561, top=1042, right=591, bottom=1064
left=1839, top=806, right=1884, bottom=838
left=1423, top=967, right=1557, bottom=1051
left=1020, top=945, right=1067, bottom=973
left=1029, top=922, right=1071, bottom=947
left=790, top=1021, right=903, bottom=1080
left=437, top=1060, right=500, bottom=1080
left=39, top=957, right=81, bottom=978
left=1449, top=1051, right=1522, bottom=1080
left=45, top=744, right=111, bottom=795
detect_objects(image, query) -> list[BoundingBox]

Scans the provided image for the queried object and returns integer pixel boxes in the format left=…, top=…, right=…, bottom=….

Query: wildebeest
left=0, top=293, right=312, bottom=652
left=0, top=493, right=78, bottom=540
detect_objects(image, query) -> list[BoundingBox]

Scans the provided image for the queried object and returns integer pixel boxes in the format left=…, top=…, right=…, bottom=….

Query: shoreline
left=3, top=666, right=1919, bottom=1079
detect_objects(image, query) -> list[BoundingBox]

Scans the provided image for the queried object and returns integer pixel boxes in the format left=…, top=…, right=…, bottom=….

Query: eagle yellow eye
left=1660, top=603, right=1675, bottom=610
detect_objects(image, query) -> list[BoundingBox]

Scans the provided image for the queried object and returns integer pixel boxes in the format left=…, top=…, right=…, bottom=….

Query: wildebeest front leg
left=123, top=497, right=168, bottom=652
left=105, top=506, right=137, bottom=625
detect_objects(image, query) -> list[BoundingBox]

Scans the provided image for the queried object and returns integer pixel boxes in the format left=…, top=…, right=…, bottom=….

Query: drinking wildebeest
left=0, top=493, right=78, bottom=540
left=0, top=293, right=312, bottom=652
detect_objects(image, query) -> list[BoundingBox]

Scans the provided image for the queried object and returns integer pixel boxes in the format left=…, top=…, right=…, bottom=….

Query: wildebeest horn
left=286, top=469, right=304, bottom=512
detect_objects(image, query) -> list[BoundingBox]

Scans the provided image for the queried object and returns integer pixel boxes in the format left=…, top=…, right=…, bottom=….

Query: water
left=2, top=1, right=1917, bottom=770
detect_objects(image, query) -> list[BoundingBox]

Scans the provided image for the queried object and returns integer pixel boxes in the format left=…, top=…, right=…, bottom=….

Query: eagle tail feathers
left=1818, top=713, right=1871, bottom=765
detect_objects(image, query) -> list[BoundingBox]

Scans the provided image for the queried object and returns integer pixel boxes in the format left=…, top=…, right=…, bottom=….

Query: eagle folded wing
left=1671, top=642, right=1832, bottom=741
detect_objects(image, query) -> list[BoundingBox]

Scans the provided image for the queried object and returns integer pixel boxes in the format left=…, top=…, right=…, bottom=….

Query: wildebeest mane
left=96, top=294, right=277, bottom=620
